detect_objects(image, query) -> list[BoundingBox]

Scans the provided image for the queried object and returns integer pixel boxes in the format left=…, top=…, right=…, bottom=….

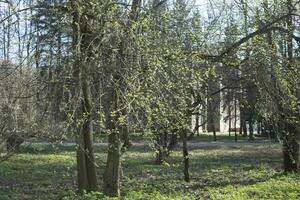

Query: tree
left=101, top=0, right=142, bottom=197
left=70, top=0, right=98, bottom=192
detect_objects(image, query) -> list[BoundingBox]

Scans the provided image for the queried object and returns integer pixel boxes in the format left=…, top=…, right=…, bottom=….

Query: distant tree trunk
left=167, top=133, right=178, bottom=153
left=242, top=120, right=247, bottom=137
left=239, top=115, right=243, bottom=135
left=2, top=23, right=6, bottom=59
left=182, top=129, right=190, bottom=182
left=155, top=132, right=168, bottom=164
left=228, top=102, right=232, bottom=137
left=156, top=150, right=167, bottom=165
left=257, top=121, right=261, bottom=135
left=6, top=134, right=24, bottom=152
left=207, top=75, right=220, bottom=132
left=53, top=25, right=64, bottom=122
left=212, top=120, right=217, bottom=141
left=249, top=117, right=254, bottom=141
left=195, top=114, right=199, bottom=135
left=121, top=116, right=131, bottom=152
left=6, top=4, right=11, bottom=61
left=153, top=131, right=177, bottom=165
left=234, top=95, right=238, bottom=142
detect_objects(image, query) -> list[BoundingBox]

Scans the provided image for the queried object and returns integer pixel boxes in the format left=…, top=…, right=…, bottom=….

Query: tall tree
left=70, top=0, right=98, bottom=192
left=102, top=0, right=142, bottom=197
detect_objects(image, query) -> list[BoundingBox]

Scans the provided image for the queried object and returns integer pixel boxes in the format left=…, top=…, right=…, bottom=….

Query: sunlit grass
left=0, top=142, right=299, bottom=199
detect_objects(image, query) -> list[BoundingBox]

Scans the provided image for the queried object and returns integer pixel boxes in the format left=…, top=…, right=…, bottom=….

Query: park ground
left=0, top=133, right=300, bottom=200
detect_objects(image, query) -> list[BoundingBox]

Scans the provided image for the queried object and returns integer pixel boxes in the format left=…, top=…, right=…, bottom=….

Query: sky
left=194, top=0, right=210, bottom=15
left=196, top=0, right=206, bottom=5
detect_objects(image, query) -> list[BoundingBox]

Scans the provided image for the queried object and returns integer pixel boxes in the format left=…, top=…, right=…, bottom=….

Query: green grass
left=0, top=142, right=299, bottom=199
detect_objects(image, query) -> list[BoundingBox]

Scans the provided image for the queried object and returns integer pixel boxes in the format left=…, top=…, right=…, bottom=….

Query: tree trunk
left=195, top=114, right=199, bottom=135
left=71, top=0, right=98, bottom=192
left=182, top=129, right=190, bottom=182
left=212, top=121, right=217, bottom=141
left=257, top=121, right=261, bottom=135
left=242, top=120, right=247, bottom=137
left=207, top=75, right=220, bottom=132
left=102, top=0, right=141, bottom=196
left=282, top=0, right=299, bottom=172
left=155, top=150, right=167, bottom=165
left=121, top=121, right=131, bottom=152
left=239, top=113, right=243, bottom=135
left=234, top=95, right=238, bottom=142
left=103, top=125, right=121, bottom=197
left=228, top=103, right=232, bottom=137
left=155, top=132, right=168, bottom=164
left=249, top=118, right=254, bottom=141
left=76, top=135, right=88, bottom=192
left=6, top=134, right=24, bottom=152
left=283, top=125, right=300, bottom=172
left=81, top=77, right=98, bottom=191
left=103, top=84, right=121, bottom=197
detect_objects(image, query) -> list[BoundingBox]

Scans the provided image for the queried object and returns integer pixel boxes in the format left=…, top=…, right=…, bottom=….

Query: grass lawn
left=0, top=141, right=299, bottom=199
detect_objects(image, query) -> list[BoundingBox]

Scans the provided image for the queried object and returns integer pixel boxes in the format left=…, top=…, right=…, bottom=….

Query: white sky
left=194, top=0, right=208, bottom=13
left=195, top=0, right=206, bottom=5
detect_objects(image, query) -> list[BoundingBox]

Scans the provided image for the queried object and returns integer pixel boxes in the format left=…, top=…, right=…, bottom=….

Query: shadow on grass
left=120, top=143, right=283, bottom=196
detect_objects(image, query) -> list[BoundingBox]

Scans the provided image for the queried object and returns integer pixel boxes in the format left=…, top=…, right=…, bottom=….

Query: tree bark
left=155, top=150, right=167, bottom=165
left=103, top=114, right=121, bottom=197
left=228, top=101, right=232, bottom=137
left=195, top=114, right=199, bottom=135
left=242, top=120, right=247, bottom=137
left=234, top=95, right=238, bottom=142
left=283, top=124, right=300, bottom=172
left=102, top=80, right=121, bottom=197
left=81, top=77, right=98, bottom=191
left=282, top=0, right=299, bottom=173
left=182, top=129, right=190, bottom=182
left=71, top=0, right=98, bottom=192
left=212, top=121, right=217, bottom=141
left=249, top=118, right=254, bottom=141
left=76, top=135, right=88, bottom=192
left=102, top=0, right=141, bottom=196
left=121, top=118, right=131, bottom=152
left=103, top=133, right=121, bottom=197
left=155, top=132, right=168, bottom=165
